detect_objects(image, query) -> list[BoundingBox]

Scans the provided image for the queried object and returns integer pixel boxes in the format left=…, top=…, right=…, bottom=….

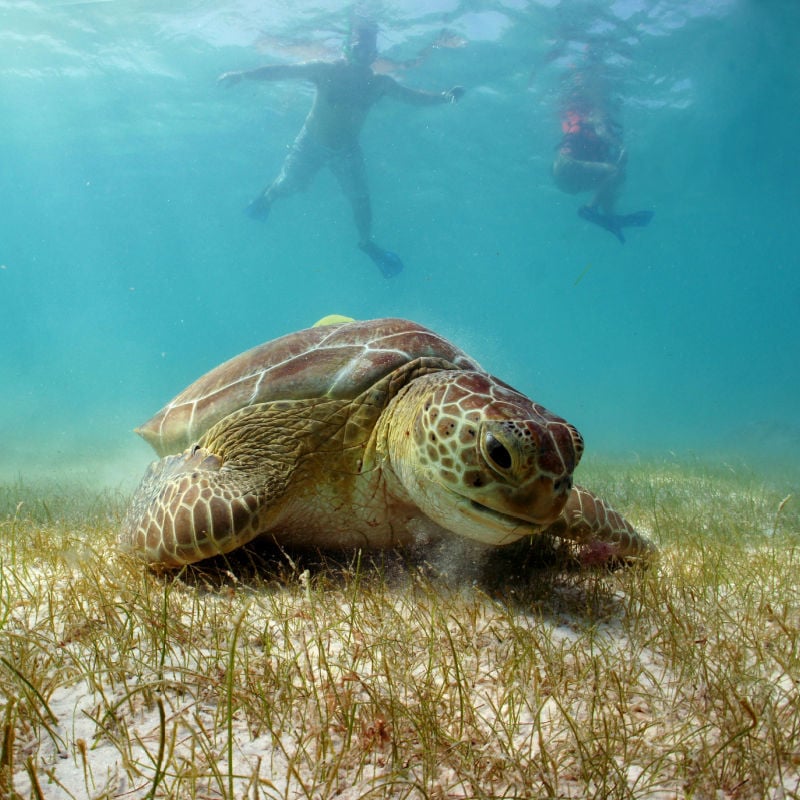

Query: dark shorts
left=273, top=125, right=369, bottom=201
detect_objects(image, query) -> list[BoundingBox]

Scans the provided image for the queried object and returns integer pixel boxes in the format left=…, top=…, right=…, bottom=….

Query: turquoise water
left=1, top=1, right=798, bottom=486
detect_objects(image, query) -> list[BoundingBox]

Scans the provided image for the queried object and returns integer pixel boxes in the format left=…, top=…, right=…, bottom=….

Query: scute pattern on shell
left=137, top=318, right=481, bottom=457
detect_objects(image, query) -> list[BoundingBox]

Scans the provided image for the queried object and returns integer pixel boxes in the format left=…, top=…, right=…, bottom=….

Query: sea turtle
left=122, top=317, right=654, bottom=568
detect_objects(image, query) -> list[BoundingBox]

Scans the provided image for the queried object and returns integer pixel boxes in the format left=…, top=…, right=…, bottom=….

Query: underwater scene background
left=1, top=0, right=798, bottom=489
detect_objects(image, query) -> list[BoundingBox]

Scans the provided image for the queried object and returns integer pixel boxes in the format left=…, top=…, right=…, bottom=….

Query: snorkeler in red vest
left=218, top=19, right=464, bottom=277
left=553, top=103, right=653, bottom=243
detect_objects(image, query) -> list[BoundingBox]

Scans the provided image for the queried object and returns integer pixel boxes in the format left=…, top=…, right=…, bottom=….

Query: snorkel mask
left=344, top=18, right=378, bottom=65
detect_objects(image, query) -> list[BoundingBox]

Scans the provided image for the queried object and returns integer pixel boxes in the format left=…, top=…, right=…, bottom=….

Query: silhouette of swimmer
left=553, top=98, right=652, bottom=243
left=219, top=19, right=464, bottom=276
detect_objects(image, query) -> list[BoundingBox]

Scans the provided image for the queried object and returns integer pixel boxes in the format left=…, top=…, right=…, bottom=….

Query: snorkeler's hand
left=217, top=71, right=244, bottom=88
left=443, top=86, right=465, bottom=104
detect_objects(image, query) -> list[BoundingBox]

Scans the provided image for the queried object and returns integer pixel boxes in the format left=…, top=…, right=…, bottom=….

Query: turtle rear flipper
left=544, top=485, right=655, bottom=564
left=121, top=446, right=268, bottom=568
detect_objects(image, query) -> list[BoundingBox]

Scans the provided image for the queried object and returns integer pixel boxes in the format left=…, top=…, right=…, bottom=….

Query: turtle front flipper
left=121, top=446, right=267, bottom=567
left=543, top=485, right=656, bottom=564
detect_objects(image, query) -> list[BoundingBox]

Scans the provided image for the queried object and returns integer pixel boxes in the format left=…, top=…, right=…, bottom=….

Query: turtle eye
left=484, top=432, right=512, bottom=470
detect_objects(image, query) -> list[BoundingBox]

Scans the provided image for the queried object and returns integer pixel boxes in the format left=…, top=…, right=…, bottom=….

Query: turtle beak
left=472, top=473, right=572, bottom=528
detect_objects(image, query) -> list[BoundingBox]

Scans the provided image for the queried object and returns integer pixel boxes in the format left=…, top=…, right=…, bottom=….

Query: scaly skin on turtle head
left=379, top=370, right=584, bottom=546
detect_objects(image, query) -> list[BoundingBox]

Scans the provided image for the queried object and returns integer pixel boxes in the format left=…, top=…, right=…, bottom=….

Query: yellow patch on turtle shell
left=312, top=314, right=356, bottom=327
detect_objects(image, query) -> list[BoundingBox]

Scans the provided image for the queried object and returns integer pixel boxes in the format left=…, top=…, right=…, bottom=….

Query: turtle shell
left=136, top=318, right=482, bottom=457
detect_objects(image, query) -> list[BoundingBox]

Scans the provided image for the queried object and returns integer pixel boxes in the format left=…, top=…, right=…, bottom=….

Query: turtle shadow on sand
left=155, top=532, right=642, bottom=624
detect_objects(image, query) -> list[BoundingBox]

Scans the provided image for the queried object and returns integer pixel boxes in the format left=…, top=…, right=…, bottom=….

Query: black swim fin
left=578, top=205, right=625, bottom=243
left=578, top=206, right=654, bottom=243
left=618, top=209, right=654, bottom=228
left=359, top=241, right=404, bottom=278
left=245, top=193, right=271, bottom=221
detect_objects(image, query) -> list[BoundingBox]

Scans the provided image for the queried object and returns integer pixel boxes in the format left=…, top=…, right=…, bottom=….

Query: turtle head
left=384, top=371, right=584, bottom=546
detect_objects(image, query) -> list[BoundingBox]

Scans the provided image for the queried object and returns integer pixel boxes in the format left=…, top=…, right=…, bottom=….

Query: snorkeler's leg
left=596, top=164, right=625, bottom=215
left=333, top=147, right=404, bottom=278
left=247, top=166, right=302, bottom=221
left=352, top=194, right=403, bottom=278
left=247, top=127, right=321, bottom=221
left=553, top=153, right=619, bottom=197
left=577, top=166, right=632, bottom=243
left=351, top=193, right=373, bottom=246
left=356, top=210, right=405, bottom=278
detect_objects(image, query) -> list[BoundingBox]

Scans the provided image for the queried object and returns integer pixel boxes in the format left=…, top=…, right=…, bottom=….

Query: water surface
left=1, top=0, right=798, bottom=487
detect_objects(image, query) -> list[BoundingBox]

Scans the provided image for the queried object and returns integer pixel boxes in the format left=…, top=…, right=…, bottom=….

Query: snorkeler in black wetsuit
left=218, top=19, right=464, bottom=277
left=553, top=106, right=653, bottom=243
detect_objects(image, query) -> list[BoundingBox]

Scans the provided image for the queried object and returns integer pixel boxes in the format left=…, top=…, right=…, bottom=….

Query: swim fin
left=245, top=193, right=271, bottom=221
left=359, top=241, right=404, bottom=278
left=578, top=205, right=625, bottom=243
left=578, top=206, right=654, bottom=243
left=618, top=209, right=654, bottom=228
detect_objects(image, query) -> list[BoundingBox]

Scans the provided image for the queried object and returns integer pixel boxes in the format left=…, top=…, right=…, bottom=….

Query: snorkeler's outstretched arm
left=218, top=61, right=326, bottom=87
left=382, top=77, right=464, bottom=106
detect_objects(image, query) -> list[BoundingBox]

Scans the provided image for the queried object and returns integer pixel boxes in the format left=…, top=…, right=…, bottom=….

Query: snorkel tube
left=344, top=16, right=379, bottom=65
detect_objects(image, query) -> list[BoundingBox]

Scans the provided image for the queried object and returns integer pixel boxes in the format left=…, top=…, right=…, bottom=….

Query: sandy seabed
left=2, top=457, right=798, bottom=799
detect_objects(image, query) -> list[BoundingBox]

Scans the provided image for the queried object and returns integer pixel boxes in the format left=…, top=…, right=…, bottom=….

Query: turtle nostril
left=554, top=475, right=573, bottom=494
